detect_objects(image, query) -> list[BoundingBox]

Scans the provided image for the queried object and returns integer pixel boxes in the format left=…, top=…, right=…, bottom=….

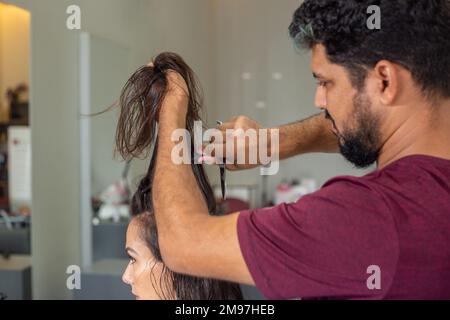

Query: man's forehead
left=311, top=45, right=349, bottom=79
left=311, top=44, right=330, bottom=73
left=312, top=43, right=327, bottom=57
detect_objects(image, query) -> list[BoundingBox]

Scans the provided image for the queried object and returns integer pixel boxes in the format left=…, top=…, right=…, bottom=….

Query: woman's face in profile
left=122, top=219, right=167, bottom=300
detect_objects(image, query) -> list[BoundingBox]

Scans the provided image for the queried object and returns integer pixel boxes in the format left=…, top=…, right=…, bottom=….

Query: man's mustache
left=324, top=109, right=336, bottom=126
left=324, top=109, right=344, bottom=140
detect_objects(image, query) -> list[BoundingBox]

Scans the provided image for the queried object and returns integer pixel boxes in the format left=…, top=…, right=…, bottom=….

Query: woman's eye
left=127, top=255, right=136, bottom=265
left=317, top=81, right=328, bottom=87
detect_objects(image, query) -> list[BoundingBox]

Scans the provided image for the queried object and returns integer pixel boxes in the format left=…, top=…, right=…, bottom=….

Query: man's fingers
left=197, top=155, right=240, bottom=171
left=197, top=141, right=256, bottom=171
left=216, top=115, right=246, bottom=131
left=199, top=142, right=234, bottom=163
left=200, top=142, right=225, bottom=159
left=198, top=155, right=217, bottom=165
left=216, top=122, right=235, bottom=131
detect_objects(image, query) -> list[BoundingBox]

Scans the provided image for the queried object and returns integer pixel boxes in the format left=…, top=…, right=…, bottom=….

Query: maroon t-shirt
left=237, top=155, right=450, bottom=299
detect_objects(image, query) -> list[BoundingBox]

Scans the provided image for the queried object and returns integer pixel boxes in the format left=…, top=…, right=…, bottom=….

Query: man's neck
left=377, top=99, right=450, bottom=169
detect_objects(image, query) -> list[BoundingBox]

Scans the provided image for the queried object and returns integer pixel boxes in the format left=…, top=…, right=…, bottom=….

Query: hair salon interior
left=0, top=0, right=371, bottom=300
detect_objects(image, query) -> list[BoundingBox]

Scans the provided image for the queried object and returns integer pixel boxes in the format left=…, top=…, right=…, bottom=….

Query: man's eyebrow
left=126, top=247, right=139, bottom=256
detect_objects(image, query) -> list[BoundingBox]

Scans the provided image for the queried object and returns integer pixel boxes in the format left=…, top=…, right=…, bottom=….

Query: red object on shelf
left=0, top=197, right=8, bottom=208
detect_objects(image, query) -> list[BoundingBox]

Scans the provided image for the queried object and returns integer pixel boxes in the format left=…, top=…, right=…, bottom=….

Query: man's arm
left=276, top=113, right=339, bottom=159
left=212, top=113, right=339, bottom=170
left=152, top=73, right=337, bottom=286
left=152, top=73, right=254, bottom=285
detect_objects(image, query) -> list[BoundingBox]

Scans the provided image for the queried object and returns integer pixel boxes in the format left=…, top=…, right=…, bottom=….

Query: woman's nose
left=122, top=264, right=133, bottom=285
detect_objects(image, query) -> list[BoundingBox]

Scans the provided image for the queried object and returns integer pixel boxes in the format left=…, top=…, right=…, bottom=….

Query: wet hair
left=289, top=0, right=450, bottom=100
left=118, top=52, right=243, bottom=300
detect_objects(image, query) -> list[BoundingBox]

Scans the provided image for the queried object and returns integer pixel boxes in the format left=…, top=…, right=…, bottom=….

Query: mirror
left=79, top=32, right=133, bottom=268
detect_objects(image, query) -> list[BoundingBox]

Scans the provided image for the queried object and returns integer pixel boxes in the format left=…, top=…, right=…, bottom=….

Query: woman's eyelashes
left=317, top=80, right=330, bottom=87
left=127, top=253, right=137, bottom=265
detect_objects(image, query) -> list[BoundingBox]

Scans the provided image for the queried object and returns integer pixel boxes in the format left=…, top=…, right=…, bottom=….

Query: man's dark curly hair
left=289, top=0, right=450, bottom=99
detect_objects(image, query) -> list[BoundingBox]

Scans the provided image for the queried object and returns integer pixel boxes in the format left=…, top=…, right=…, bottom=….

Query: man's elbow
left=156, top=212, right=209, bottom=275
left=158, top=230, right=193, bottom=274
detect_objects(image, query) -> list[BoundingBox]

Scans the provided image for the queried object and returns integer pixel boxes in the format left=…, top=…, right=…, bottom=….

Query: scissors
left=216, top=121, right=226, bottom=200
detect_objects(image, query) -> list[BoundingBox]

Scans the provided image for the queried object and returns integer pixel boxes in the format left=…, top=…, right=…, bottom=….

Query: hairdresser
left=151, top=0, right=450, bottom=299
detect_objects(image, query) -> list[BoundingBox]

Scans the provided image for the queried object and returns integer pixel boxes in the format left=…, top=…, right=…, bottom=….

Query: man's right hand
left=200, top=116, right=269, bottom=171
left=198, top=113, right=339, bottom=171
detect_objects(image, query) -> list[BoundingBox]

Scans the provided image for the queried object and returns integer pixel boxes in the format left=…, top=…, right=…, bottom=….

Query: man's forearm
left=152, top=96, right=209, bottom=264
left=273, top=112, right=339, bottom=160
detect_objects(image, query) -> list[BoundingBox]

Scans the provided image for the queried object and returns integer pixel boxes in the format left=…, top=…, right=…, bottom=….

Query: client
left=117, top=52, right=243, bottom=300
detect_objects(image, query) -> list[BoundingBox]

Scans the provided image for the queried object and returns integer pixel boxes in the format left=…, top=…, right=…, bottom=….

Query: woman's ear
left=373, top=60, right=400, bottom=106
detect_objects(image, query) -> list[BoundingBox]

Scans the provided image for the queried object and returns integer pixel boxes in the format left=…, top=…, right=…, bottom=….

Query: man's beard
left=326, top=92, right=382, bottom=168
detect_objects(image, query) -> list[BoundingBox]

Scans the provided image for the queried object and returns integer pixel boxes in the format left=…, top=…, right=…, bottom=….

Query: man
left=152, top=0, right=450, bottom=299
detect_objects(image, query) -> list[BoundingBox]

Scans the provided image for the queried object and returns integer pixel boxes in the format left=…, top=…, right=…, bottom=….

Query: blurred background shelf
left=0, top=254, right=32, bottom=300
left=0, top=224, right=31, bottom=256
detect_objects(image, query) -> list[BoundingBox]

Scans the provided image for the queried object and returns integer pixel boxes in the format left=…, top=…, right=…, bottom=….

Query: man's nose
left=314, top=86, right=327, bottom=109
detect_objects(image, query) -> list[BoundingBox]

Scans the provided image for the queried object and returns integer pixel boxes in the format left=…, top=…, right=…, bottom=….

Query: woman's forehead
left=126, top=219, right=155, bottom=257
left=126, top=219, right=140, bottom=238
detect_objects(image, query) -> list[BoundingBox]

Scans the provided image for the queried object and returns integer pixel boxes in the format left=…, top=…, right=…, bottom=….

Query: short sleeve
left=237, top=177, right=399, bottom=299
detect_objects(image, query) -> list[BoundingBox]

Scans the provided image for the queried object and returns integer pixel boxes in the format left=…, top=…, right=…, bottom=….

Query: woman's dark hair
left=117, top=52, right=243, bottom=300
left=289, top=0, right=450, bottom=100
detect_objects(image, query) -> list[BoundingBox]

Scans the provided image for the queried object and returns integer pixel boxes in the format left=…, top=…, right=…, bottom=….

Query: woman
left=122, top=198, right=243, bottom=300
left=117, top=52, right=243, bottom=300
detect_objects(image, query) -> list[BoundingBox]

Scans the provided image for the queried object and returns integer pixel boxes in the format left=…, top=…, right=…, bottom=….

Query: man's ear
left=372, top=60, right=400, bottom=105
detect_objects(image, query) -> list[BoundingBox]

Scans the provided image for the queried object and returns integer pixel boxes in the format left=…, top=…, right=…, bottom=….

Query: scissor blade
left=216, top=121, right=226, bottom=200
left=220, top=165, right=226, bottom=200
